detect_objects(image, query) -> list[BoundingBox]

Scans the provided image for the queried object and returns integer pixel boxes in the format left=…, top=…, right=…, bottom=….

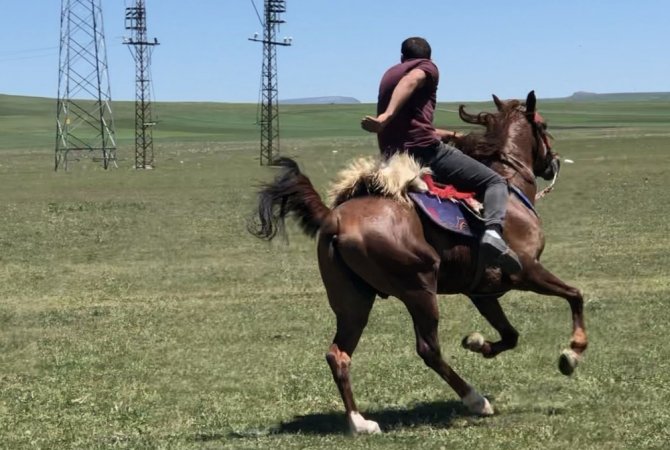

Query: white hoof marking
left=348, top=411, right=381, bottom=434
left=559, top=349, right=580, bottom=375
left=463, top=332, right=486, bottom=352
left=462, top=389, right=494, bottom=416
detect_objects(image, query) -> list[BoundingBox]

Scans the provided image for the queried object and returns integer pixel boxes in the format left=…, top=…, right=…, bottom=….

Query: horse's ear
left=492, top=94, right=503, bottom=111
left=526, top=90, right=537, bottom=114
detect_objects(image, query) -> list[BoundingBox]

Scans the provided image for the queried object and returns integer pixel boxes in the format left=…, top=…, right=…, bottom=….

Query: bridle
left=499, top=109, right=559, bottom=200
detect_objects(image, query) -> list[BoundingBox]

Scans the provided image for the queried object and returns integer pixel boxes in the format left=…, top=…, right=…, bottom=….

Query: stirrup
left=480, top=234, right=522, bottom=274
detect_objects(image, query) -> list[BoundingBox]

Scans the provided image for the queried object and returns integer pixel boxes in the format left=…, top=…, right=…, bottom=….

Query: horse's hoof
left=348, top=412, right=381, bottom=434
left=462, top=332, right=486, bottom=352
left=558, top=349, right=580, bottom=376
left=462, top=389, right=495, bottom=416
left=462, top=332, right=486, bottom=351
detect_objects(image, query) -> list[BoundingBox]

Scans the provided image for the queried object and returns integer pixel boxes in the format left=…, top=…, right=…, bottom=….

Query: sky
left=1, top=0, right=668, bottom=103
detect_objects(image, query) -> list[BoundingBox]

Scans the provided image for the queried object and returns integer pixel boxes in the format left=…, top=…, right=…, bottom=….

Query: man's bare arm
left=361, top=68, right=427, bottom=133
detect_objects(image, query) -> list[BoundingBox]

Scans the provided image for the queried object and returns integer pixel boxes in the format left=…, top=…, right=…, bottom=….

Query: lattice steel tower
left=124, top=0, right=159, bottom=169
left=249, top=0, right=291, bottom=165
left=55, top=0, right=117, bottom=170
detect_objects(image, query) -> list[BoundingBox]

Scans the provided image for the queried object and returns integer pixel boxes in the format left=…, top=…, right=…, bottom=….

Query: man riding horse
left=249, top=36, right=584, bottom=434
left=361, top=36, right=522, bottom=274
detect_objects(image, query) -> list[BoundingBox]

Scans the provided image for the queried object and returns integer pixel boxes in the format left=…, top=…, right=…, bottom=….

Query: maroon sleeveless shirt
left=376, top=58, right=440, bottom=156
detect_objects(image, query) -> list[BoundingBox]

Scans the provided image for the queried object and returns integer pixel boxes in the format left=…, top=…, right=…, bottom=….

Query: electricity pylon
left=55, top=0, right=117, bottom=170
left=249, top=0, right=291, bottom=165
left=124, top=0, right=159, bottom=169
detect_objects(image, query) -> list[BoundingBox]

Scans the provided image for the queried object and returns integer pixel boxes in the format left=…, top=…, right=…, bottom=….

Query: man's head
left=401, top=37, right=431, bottom=61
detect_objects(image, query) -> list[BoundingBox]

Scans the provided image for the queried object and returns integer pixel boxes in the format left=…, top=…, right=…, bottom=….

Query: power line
left=0, top=45, right=59, bottom=56
left=249, top=0, right=264, bottom=27
left=0, top=45, right=60, bottom=63
left=0, top=53, right=58, bottom=63
left=250, top=0, right=267, bottom=130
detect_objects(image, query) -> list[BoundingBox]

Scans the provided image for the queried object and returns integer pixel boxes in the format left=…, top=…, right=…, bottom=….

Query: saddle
left=409, top=174, right=537, bottom=238
left=408, top=175, right=483, bottom=237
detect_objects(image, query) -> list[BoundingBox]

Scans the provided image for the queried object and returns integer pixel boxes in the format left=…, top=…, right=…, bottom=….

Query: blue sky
left=1, top=0, right=668, bottom=103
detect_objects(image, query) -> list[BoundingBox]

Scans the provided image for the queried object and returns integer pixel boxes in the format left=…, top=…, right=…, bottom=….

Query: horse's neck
left=461, top=117, right=538, bottom=202
left=497, top=123, right=538, bottom=202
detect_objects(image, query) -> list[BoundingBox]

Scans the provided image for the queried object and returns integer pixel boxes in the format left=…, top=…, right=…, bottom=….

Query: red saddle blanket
left=408, top=175, right=485, bottom=238
left=420, top=174, right=483, bottom=212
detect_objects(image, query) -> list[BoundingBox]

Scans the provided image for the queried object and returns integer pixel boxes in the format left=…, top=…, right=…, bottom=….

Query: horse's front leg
left=462, top=295, right=519, bottom=358
left=521, top=260, right=587, bottom=375
left=401, top=290, right=494, bottom=417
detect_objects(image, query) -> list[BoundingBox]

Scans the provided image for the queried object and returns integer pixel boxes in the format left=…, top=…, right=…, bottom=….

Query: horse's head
left=511, top=91, right=560, bottom=182
left=458, top=91, right=560, bottom=197
left=455, top=91, right=560, bottom=198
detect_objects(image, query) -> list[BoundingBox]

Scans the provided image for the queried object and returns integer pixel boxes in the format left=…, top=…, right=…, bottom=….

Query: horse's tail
left=248, top=157, right=331, bottom=241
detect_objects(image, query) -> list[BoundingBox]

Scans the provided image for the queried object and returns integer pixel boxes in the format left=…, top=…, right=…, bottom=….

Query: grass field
left=0, top=93, right=669, bottom=449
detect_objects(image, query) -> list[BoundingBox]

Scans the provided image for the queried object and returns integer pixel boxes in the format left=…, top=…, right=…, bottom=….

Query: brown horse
left=249, top=91, right=587, bottom=434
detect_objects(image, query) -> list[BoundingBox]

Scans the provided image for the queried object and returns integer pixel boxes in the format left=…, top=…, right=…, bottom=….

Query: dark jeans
left=409, top=142, right=507, bottom=230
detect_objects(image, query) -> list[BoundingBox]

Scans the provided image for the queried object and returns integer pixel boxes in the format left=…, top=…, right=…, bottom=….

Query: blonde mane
left=328, top=153, right=431, bottom=207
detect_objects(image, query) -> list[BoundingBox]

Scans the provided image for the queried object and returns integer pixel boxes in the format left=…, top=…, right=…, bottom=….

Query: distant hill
left=4, top=91, right=668, bottom=105
left=280, top=96, right=360, bottom=105
left=563, top=91, right=670, bottom=102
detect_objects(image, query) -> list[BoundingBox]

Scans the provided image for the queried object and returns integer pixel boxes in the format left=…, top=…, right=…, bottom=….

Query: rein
left=529, top=115, right=560, bottom=200
left=497, top=111, right=559, bottom=201
left=499, top=153, right=536, bottom=186
left=535, top=163, right=559, bottom=200
left=499, top=151, right=558, bottom=201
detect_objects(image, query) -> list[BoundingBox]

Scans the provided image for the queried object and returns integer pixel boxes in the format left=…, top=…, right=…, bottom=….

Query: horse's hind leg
left=462, top=296, right=519, bottom=358
left=318, top=237, right=379, bottom=434
left=401, top=289, right=494, bottom=416
left=523, top=260, right=587, bottom=375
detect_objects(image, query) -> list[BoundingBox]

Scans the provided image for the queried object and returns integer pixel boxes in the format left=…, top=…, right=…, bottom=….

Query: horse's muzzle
left=540, top=156, right=560, bottom=180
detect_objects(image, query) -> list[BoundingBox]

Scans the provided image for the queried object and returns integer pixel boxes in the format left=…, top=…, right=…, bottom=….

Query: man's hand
left=361, top=112, right=392, bottom=133
left=436, top=128, right=464, bottom=142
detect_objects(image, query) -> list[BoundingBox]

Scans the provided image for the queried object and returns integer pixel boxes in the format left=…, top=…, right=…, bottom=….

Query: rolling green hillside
left=1, top=93, right=668, bottom=152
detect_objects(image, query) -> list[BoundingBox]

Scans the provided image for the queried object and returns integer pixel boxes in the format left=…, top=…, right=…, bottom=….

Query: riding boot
left=479, top=227, right=522, bottom=274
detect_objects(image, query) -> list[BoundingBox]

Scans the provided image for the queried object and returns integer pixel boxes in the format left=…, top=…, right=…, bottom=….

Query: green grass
left=0, top=94, right=669, bottom=448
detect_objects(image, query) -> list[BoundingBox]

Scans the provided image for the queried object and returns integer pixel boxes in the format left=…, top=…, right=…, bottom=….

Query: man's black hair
left=401, top=37, right=432, bottom=60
